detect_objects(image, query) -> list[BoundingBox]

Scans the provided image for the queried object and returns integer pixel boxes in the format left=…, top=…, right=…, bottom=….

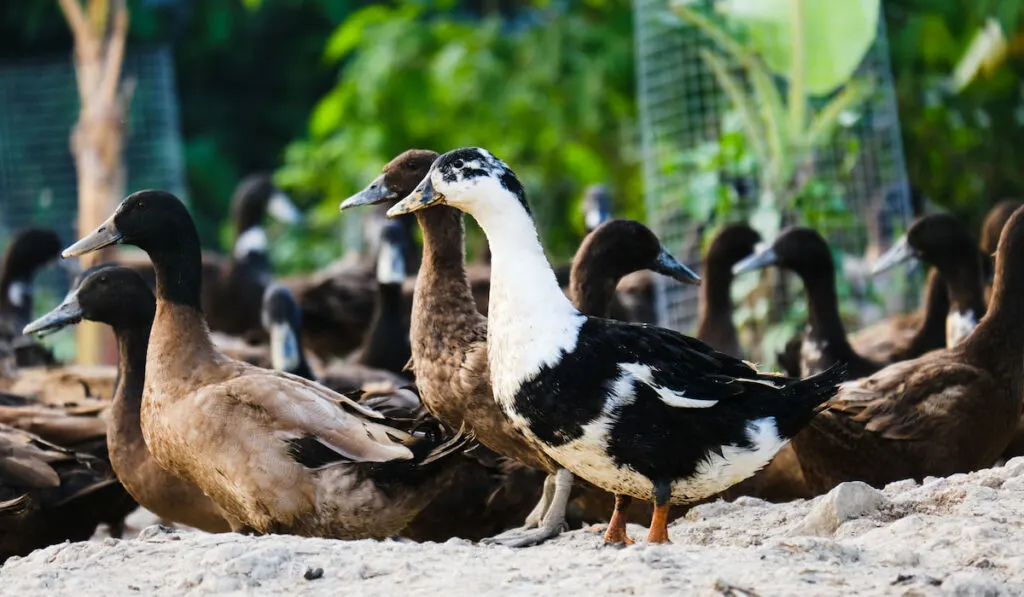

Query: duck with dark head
left=0, top=228, right=68, bottom=367
left=61, top=189, right=472, bottom=539
left=872, top=213, right=986, bottom=348
left=734, top=227, right=882, bottom=379
left=23, top=264, right=232, bottom=532
left=695, top=223, right=761, bottom=359
left=790, top=204, right=1024, bottom=493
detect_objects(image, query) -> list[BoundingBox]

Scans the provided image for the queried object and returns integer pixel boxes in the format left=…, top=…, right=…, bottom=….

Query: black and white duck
left=341, top=149, right=704, bottom=546
left=61, top=190, right=471, bottom=538
left=789, top=204, right=1024, bottom=493
left=871, top=213, right=986, bottom=348
left=23, top=265, right=232, bottom=532
left=733, top=227, right=883, bottom=379
left=385, top=147, right=847, bottom=544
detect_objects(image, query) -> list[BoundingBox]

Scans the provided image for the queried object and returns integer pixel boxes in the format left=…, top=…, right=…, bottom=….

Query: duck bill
left=732, top=246, right=777, bottom=276
left=62, top=215, right=122, bottom=258
left=340, top=174, right=397, bottom=210
left=871, top=236, right=915, bottom=276
left=268, top=321, right=301, bottom=373
left=267, top=191, right=302, bottom=224
left=652, top=248, right=701, bottom=285
left=386, top=178, right=443, bottom=217
left=23, top=291, right=83, bottom=336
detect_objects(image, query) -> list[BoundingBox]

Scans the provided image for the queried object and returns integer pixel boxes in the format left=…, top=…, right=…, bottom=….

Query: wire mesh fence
left=0, top=45, right=186, bottom=358
left=634, top=0, right=914, bottom=360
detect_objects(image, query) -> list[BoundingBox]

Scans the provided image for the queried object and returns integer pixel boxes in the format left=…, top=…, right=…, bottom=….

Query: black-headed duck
left=0, top=424, right=135, bottom=561
left=62, top=190, right=470, bottom=538
left=0, top=228, right=67, bottom=368
left=790, top=205, right=1024, bottom=493
left=872, top=213, right=986, bottom=348
left=734, top=227, right=882, bottom=379
left=695, top=223, right=761, bottom=358
left=260, top=283, right=407, bottom=392
left=385, top=147, right=846, bottom=545
left=24, top=265, right=232, bottom=532
left=342, top=150, right=704, bottom=546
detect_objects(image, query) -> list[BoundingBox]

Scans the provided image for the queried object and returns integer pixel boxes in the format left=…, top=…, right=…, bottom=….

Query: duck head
left=386, top=147, right=528, bottom=218
left=981, top=200, right=1022, bottom=257
left=575, top=219, right=700, bottom=285
left=732, top=227, right=833, bottom=278
left=872, top=213, right=978, bottom=276
left=705, top=223, right=762, bottom=271
left=63, top=190, right=193, bottom=259
left=1, top=229, right=66, bottom=314
left=340, top=150, right=440, bottom=210
left=261, top=283, right=306, bottom=375
left=233, top=173, right=301, bottom=231
left=24, top=264, right=154, bottom=336
left=581, top=184, right=612, bottom=233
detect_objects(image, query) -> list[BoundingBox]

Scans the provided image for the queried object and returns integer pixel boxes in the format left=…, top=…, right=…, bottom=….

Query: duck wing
left=813, top=357, right=991, bottom=442
left=206, top=371, right=417, bottom=468
left=0, top=425, right=77, bottom=489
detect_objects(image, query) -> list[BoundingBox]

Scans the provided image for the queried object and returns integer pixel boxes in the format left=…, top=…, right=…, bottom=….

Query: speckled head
left=386, top=147, right=530, bottom=218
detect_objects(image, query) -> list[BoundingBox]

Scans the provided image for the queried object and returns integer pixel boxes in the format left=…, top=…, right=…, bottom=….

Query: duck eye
left=137, top=201, right=147, bottom=211
left=452, top=159, right=464, bottom=169
left=405, top=161, right=419, bottom=171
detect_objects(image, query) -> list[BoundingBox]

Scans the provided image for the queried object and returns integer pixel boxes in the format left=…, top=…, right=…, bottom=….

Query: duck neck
left=902, top=270, right=949, bottom=355
left=108, top=322, right=151, bottom=466
left=696, top=259, right=737, bottom=344
left=413, top=207, right=480, bottom=335
left=962, top=237, right=1024, bottom=367
left=469, top=197, right=583, bottom=401
left=358, top=281, right=406, bottom=371
left=146, top=229, right=218, bottom=387
left=938, top=258, right=986, bottom=319
left=800, top=266, right=858, bottom=359
left=0, top=275, right=31, bottom=324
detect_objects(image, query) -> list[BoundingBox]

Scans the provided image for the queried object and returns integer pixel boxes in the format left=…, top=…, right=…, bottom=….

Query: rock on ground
left=6, top=459, right=1024, bottom=596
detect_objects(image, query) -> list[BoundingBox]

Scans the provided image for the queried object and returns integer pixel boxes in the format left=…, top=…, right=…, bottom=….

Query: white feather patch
left=618, top=362, right=718, bottom=408
left=7, top=281, right=28, bottom=308
left=946, top=309, right=977, bottom=347
left=234, top=227, right=268, bottom=259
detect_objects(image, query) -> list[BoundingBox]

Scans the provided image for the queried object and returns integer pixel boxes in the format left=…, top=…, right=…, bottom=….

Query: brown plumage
left=24, top=265, right=232, bottom=532
left=790, top=205, right=1024, bottom=494
left=0, top=424, right=135, bottom=562
left=63, top=190, right=471, bottom=539
left=695, top=223, right=761, bottom=357
left=847, top=269, right=949, bottom=363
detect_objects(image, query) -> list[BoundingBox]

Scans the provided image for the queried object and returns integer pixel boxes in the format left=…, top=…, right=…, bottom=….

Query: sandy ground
left=5, top=459, right=1024, bottom=596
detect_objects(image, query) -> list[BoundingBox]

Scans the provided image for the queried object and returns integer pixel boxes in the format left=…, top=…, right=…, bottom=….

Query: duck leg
left=645, top=481, right=672, bottom=544
left=484, top=468, right=573, bottom=547
left=602, top=494, right=634, bottom=545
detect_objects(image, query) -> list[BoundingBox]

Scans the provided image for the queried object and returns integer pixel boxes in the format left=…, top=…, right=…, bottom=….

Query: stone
left=789, top=482, right=889, bottom=538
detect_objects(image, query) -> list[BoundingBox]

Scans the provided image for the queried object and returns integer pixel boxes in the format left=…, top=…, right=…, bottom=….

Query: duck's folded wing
left=0, top=426, right=76, bottom=488
left=815, top=359, right=989, bottom=441
left=577, top=319, right=777, bottom=405
left=219, top=375, right=415, bottom=466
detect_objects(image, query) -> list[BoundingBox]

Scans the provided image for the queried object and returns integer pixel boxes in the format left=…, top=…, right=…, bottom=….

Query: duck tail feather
left=416, top=422, right=476, bottom=467
left=773, top=362, right=848, bottom=438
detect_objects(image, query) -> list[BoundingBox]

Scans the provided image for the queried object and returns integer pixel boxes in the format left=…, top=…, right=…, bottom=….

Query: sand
left=5, top=458, right=1024, bottom=596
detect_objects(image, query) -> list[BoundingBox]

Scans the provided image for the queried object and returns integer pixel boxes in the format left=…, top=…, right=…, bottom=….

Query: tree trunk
left=58, top=0, right=133, bottom=366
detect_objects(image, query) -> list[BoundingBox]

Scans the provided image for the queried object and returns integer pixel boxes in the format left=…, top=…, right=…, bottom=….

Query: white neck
left=376, top=240, right=406, bottom=285
left=234, top=227, right=267, bottom=259
left=468, top=190, right=584, bottom=405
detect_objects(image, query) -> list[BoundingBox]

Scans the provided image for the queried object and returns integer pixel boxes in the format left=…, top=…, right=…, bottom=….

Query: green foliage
left=276, top=1, right=638, bottom=270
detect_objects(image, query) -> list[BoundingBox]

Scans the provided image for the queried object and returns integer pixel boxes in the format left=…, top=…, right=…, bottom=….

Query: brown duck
left=790, top=205, right=1024, bottom=493
left=24, top=264, right=232, bottom=532
left=62, top=190, right=471, bottom=539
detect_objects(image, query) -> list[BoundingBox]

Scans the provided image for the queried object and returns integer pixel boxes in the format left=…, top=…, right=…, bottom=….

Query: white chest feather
left=946, top=310, right=977, bottom=347
left=7, top=281, right=28, bottom=309
left=234, top=227, right=268, bottom=259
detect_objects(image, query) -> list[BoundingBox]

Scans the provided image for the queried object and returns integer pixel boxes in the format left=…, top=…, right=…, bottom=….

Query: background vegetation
left=1, top=0, right=1022, bottom=267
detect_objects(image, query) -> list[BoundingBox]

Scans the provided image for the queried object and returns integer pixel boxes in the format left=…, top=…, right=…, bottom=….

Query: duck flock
left=2, top=146, right=1023, bottom=563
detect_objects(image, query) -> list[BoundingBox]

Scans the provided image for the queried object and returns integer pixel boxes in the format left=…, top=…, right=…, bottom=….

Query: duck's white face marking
left=234, top=227, right=268, bottom=259
left=376, top=235, right=405, bottom=286
left=7, top=281, right=29, bottom=308
left=801, top=338, right=826, bottom=370
left=619, top=362, right=719, bottom=408
left=946, top=309, right=977, bottom=347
